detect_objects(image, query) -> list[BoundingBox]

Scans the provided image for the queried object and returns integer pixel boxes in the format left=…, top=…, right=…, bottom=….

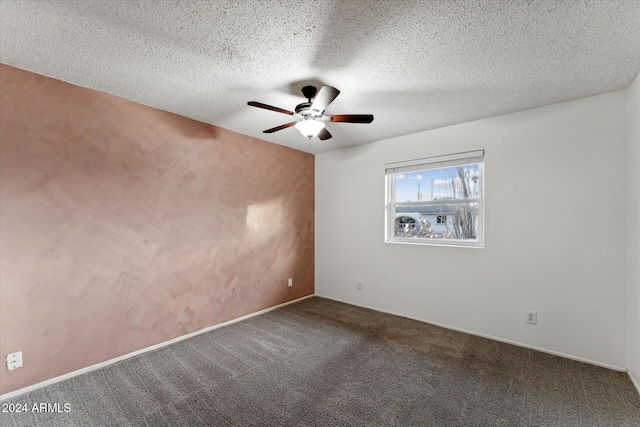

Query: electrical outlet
left=287, top=278, right=293, bottom=287
left=6, top=351, right=23, bottom=371
left=357, top=281, right=363, bottom=290
left=526, top=310, right=537, bottom=325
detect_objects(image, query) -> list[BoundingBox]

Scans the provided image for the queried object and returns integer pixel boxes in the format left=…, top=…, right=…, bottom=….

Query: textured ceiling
left=1, top=0, right=639, bottom=154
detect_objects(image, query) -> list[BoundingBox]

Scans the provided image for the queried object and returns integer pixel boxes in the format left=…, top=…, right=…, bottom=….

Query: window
left=385, top=150, right=484, bottom=247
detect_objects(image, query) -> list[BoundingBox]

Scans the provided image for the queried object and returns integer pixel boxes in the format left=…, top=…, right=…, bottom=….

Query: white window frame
left=385, top=150, right=484, bottom=248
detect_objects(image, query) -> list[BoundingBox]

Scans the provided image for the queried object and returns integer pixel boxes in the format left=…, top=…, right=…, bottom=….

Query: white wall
left=628, top=73, right=640, bottom=389
left=316, top=91, right=629, bottom=369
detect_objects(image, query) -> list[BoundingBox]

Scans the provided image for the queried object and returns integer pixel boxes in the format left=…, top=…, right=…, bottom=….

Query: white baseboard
left=0, top=294, right=315, bottom=401
left=5, top=293, right=634, bottom=400
left=316, top=294, right=628, bottom=373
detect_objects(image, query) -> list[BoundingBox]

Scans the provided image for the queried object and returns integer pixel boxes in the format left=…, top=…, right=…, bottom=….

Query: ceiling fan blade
left=263, top=122, right=296, bottom=133
left=248, top=101, right=294, bottom=116
left=310, top=86, right=340, bottom=114
left=317, top=128, right=332, bottom=140
left=327, top=114, right=374, bottom=123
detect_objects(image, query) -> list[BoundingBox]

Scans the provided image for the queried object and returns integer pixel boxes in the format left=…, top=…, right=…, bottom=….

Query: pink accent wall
left=0, top=64, right=314, bottom=395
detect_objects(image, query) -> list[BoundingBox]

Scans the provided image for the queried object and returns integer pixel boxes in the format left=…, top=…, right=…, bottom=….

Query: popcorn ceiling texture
left=1, top=0, right=639, bottom=154
left=0, top=64, right=314, bottom=395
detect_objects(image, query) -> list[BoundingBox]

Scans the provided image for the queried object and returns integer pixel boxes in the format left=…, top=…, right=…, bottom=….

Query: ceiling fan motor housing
left=295, top=102, right=319, bottom=117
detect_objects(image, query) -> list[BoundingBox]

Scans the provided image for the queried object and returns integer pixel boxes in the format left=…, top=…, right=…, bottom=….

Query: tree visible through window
left=385, top=151, right=484, bottom=247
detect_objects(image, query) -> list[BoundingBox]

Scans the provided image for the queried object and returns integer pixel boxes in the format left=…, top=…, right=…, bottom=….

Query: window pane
left=394, top=203, right=479, bottom=240
left=394, top=164, right=481, bottom=202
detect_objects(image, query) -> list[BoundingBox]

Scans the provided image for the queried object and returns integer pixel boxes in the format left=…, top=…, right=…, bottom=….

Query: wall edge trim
left=0, top=294, right=315, bottom=400
left=316, top=294, right=627, bottom=372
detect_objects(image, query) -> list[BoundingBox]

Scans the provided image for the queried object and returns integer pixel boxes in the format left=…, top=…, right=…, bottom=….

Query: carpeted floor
left=1, top=296, right=639, bottom=426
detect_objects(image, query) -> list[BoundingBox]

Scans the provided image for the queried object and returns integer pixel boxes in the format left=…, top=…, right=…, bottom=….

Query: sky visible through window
left=395, top=164, right=480, bottom=202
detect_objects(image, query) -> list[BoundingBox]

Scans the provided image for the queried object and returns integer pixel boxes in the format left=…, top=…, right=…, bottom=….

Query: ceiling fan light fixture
left=295, top=118, right=325, bottom=139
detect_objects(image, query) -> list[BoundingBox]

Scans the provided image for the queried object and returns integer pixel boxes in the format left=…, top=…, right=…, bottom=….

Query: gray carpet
left=1, top=297, right=639, bottom=426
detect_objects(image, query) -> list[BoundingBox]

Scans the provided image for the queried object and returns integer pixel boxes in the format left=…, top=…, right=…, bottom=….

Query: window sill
left=386, top=238, right=484, bottom=248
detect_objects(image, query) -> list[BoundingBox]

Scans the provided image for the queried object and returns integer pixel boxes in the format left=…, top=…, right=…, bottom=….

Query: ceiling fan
left=247, top=85, right=374, bottom=140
